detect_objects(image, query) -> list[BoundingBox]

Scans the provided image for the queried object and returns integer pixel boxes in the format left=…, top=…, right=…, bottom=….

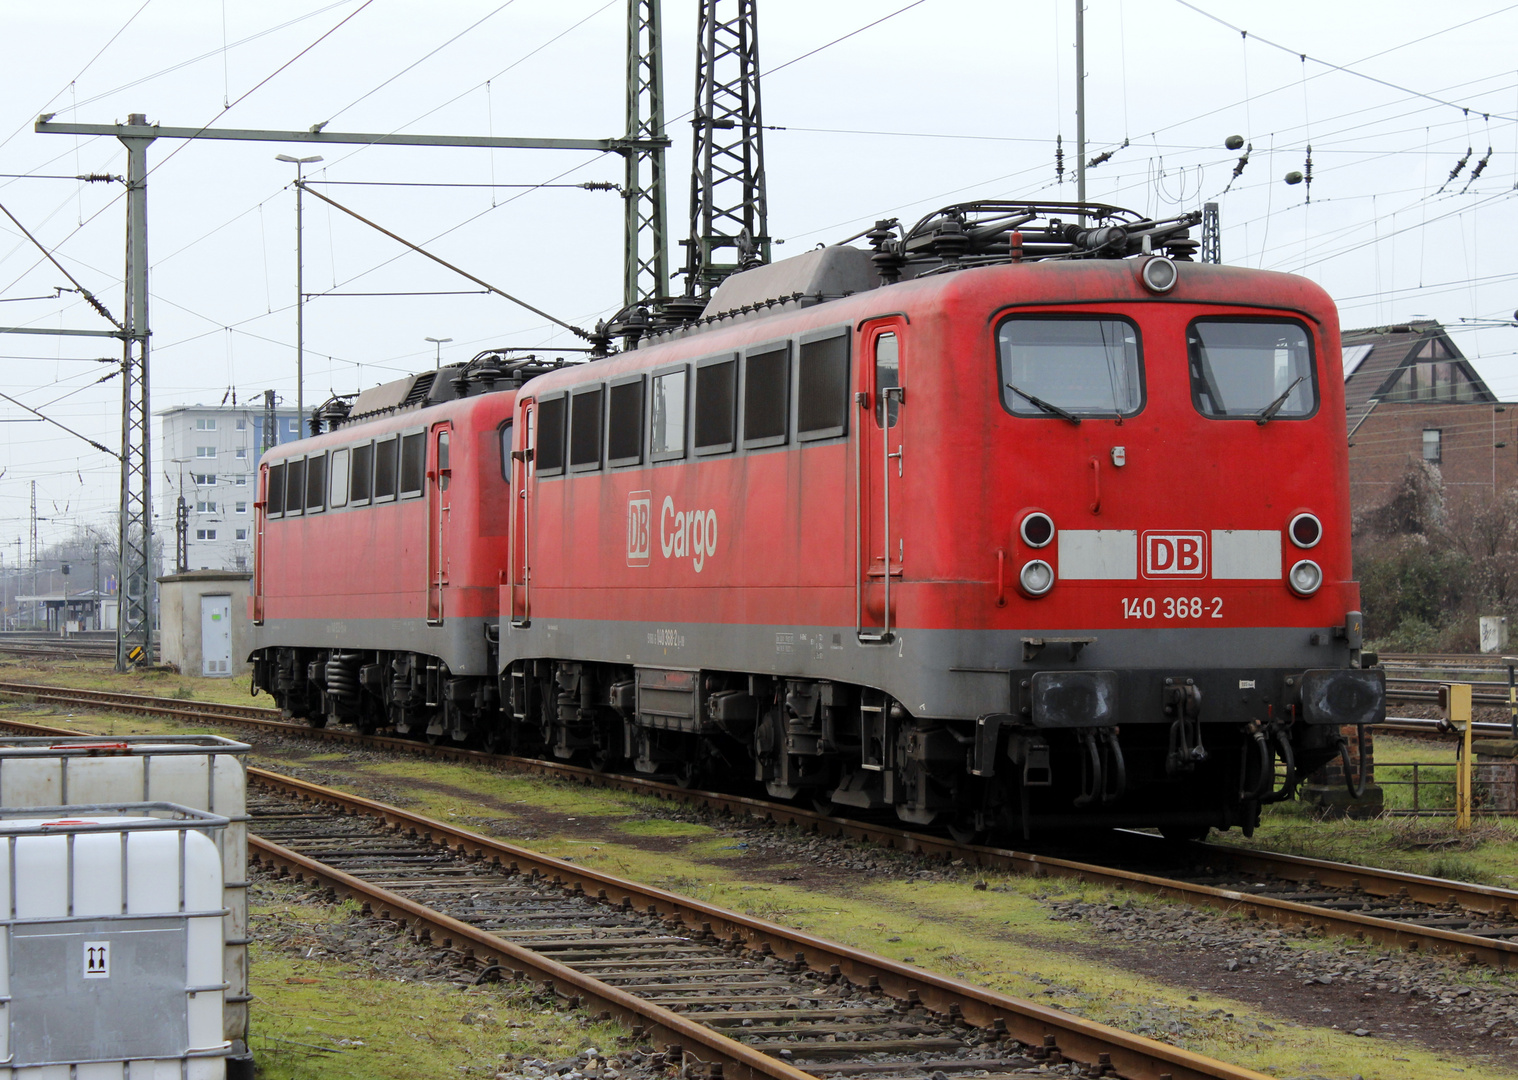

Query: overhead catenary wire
left=0, top=388, right=117, bottom=458
left=58, top=0, right=363, bottom=116
left=8, top=0, right=1518, bottom=543
left=316, top=0, right=520, bottom=130
left=0, top=0, right=383, bottom=343
left=295, top=181, right=594, bottom=342
left=0, top=201, right=121, bottom=329
left=1171, top=0, right=1518, bottom=122
left=0, top=0, right=153, bottom=156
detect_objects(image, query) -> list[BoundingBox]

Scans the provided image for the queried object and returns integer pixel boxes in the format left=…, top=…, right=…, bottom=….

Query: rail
left=247, top=768, right=1264, bottom=1080
left=8, top=681, right=1518, bottom=967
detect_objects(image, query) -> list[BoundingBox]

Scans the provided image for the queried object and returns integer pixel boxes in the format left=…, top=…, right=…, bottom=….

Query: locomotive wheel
left=946, top=815, right=986, bottom=846
left=480, top=727, right=504, bottom=755
left=673, top=758, right=705, bottom=789
left=304, top=714, right=327, bottom=729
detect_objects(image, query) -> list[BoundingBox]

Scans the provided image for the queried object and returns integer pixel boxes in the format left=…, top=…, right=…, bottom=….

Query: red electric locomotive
left=249, top=356, right=558, bottom=742
left=495, top=201, right=1383, bottom=839
left=250, top=201, right=1384, bottom=840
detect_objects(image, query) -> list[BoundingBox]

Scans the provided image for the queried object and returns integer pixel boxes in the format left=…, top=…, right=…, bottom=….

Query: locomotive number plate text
left=1121, top=596, right=1223, bottom=620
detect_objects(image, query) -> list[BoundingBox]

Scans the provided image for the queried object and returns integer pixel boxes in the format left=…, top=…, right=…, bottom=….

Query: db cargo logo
left=627, top=491, right=652, bottom=567
left=1143, top=531, right=1207, bottom=578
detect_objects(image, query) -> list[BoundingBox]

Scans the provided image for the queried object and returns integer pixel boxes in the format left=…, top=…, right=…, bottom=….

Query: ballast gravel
left=215, top=722, right=1518, bottom=1067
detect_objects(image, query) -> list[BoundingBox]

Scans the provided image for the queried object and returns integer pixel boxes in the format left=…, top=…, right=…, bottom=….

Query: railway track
left=248, top=767, right=1260, bottom=1080
left=0, top=642, right=123, bottom=660
left=7, top=681, right=1518, bottom=967
left=1381, top=653, right=1516, bottom=669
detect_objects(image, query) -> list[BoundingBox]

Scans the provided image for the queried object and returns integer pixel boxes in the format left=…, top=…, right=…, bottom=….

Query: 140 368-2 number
left=1122, top=596, right=1223, bottom=620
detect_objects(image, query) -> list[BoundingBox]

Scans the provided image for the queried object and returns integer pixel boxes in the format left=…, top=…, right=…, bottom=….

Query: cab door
left=426, top=422, right=452, bottom=624
left=857, top=318, right=907, bottom=641
left=252, top=463, right=267, bottom=624
left=508, top=403, right=534, bottom=626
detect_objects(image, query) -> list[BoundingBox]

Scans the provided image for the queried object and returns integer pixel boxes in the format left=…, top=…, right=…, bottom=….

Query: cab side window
left=350, top=442, right=373, bottom=504
left=695, top=355, right=738, bottom=454
left=608, top=376, right=644, bottom=467
left=537, top=396, right=566, bottom=476
left=374, top=437, right=399, bottom=500
left=400, top=432, right=425, bottom=496
left=798, top=330, right=849, bottom=439
left=743, top=343, right=790, bottom=448
left=267, top=463, right=286, bottom=516
left=874, top=333, right=901, bottom=428
left=651, top=367, right=688, bottom=460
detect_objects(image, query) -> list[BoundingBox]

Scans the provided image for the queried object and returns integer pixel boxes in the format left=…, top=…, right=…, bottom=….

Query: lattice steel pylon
left=263, top=389, right=277, bottom=452
left=1201, top=201, right=1221, bottom=264
left=117, top=118, right=155, bottom=669
left=684, top=0, right=769, bottom=297
left=624, top=0, right=670, bottom=311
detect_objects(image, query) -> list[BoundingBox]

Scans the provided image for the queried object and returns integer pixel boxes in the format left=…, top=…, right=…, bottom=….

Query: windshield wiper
left=1006, top=382, right=1082, bottom=425
left=1256, top=376, right=1306, bottom=425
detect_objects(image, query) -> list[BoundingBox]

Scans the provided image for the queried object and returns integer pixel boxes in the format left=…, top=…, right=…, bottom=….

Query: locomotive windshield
left=1188, top=318, right=1316, bottom=420
left=997, top=317, right=1142, bottom=418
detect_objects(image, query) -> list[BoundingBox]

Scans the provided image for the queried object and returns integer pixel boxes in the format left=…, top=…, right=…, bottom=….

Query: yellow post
left=1446, top=682, right=1473, bottom=832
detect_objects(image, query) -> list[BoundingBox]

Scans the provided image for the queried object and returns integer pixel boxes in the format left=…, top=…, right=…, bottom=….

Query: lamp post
left=425, top=336, right=453, bottom=370
left=276, top=154, right=323, bottom=427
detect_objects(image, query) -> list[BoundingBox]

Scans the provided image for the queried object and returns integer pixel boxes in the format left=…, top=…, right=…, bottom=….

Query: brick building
left=1343, top=320, right=1517, bottom=513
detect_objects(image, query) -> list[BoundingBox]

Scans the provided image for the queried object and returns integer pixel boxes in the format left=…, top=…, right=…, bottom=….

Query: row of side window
left=265, top=430, right=427, bottom=518
left=535, top=327, right=851, bottom=477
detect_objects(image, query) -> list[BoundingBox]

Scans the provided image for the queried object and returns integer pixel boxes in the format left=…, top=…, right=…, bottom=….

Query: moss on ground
left=1212, top=736, right=1518, bottom=887
left=301, top=758, right=1514, bottom=1080
left=9, top=666, right=1518, bottom=1077
left=249, top=889, right=623, bottom=1080
left=616, top=818, right=714, bottom=838
left=354, top=759, right=644, bottom=820
left=0, top=654, right=259, bottom=706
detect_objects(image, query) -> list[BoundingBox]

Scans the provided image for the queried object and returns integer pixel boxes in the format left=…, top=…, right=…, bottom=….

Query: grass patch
left=0, top=655, right=259, bottom=707
left=0, top=702, right=229, bottom=741
left=349, top=759, right=647, bottom=819
left=230, top=745, right=1518, bottom=1076
left=1212, top=735, right=1518, bottom=887
left=615, top=818, right=713, bottom=838
left=250, top=892, right=623, bottom=1080
left=17, top=682, right=1515, bottom=1076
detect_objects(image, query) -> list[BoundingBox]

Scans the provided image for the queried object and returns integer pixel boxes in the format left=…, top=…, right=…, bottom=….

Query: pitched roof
left=1340, top=319, right=1496, bottom=435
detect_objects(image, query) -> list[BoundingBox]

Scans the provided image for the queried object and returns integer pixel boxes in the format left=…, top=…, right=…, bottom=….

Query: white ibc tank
left=0, top=805, right=231, bottom=1080
left=0, top=737, right=250, bottom=1059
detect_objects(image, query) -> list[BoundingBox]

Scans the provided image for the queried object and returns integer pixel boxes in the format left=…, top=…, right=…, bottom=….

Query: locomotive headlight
left=1288, top=559, right=1323, bottom=597
left=1020, top=511, right=1055, bottom=548
left=1019, top=559, right=1055, bottom=597
left=1139, top=256, right=1178, bottom=294
left=1289, top=512, right=1322, bottom=549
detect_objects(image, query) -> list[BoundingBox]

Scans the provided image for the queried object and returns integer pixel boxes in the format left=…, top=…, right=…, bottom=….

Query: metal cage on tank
left=0, top=803, right=232, bottom=1079
left=0, top=736, right=250, bottom=1075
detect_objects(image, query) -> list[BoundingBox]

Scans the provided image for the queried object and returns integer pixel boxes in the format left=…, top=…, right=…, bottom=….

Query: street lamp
left=425, top=336, right=453, bottom=370
left=276, top=154, right=323, bottom=429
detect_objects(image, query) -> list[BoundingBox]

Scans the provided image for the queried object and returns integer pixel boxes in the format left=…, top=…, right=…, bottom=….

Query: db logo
left=627, top=491, right=651, bottom=567
left=1143, top=531, right=1207, bottom=578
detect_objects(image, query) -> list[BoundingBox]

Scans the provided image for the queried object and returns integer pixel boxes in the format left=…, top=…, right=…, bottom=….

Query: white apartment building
left=158, top=403, right=304, bottom=574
